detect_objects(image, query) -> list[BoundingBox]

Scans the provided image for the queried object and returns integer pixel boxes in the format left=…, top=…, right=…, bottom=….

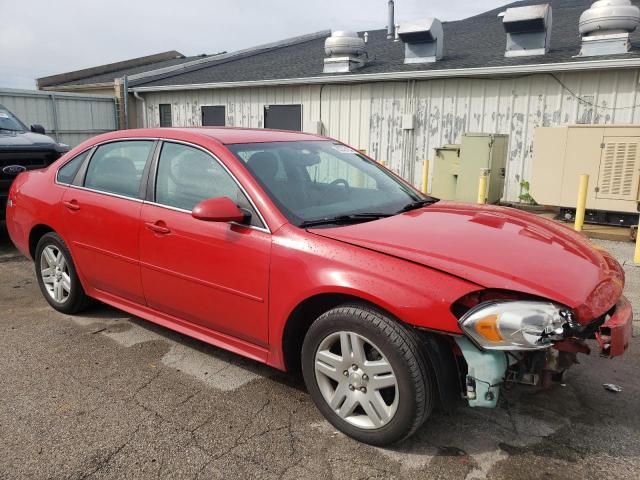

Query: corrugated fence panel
left=0, top=88, right=116, bottom=147
left=138, top=69, right=640, bottom=202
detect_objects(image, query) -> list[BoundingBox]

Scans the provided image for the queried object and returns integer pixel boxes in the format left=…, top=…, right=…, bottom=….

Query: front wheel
left=301, top=305, right=433, bottom=446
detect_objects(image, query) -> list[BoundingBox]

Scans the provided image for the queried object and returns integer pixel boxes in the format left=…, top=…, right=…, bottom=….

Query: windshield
left=0, top=107, right=27, bottom=132
left=229, top=140, right=431, bottom=227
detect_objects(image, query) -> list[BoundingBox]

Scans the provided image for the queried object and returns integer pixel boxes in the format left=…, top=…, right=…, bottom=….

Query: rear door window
left=84, top=141, right=153, bottom=198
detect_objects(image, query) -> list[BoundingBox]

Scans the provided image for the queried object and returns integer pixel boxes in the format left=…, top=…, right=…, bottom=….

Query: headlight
left=459, top=301, right=571, bottom=350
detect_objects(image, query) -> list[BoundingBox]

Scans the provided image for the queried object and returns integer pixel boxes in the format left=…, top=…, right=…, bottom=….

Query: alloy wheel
left=40, top=245, right=71, bottom=304
left=314, top=331, right=399, bottom=429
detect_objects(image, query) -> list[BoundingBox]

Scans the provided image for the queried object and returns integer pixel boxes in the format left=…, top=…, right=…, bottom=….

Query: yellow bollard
left=574, top=174, right=589, bottom=232
left=634, top=220, right=640, bottom=265
left=421, top=159, right=429, bottom=194
left=477, top=168, right=489, bottom=204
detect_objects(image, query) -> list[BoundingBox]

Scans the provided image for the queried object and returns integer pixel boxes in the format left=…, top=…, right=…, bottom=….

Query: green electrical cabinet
left=457, top=133, right=508, bottom=204
left=431, top=133, right=508, bottom=204
left=431, top=144, right=461, bottom=200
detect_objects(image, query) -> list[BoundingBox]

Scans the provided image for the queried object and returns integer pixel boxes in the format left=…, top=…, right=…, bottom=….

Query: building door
left=264, top=104, right=302, bottom=131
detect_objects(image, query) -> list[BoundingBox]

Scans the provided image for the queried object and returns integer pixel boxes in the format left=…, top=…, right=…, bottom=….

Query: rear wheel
left=301, top=305, right=433, bottom=446
left=35, top=232, right=88, bottom=314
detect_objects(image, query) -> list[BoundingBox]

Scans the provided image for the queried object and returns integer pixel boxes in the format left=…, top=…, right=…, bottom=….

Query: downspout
left=123, top=75, right=129, bottom=129
left=49, top=93, right=60, bottom=142
left=318, top=84, right=326, bottom=135
left=133, top=91, right=147, bottom=128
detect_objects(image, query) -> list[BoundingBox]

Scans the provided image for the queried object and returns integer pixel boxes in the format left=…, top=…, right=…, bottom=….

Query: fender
left=267, top=224, right=480, bottom=370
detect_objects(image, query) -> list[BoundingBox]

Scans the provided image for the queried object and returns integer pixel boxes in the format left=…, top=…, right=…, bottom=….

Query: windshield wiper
left=300, top=213, right=392, bottom=228
left=0, top=127, right=22, bottom=132
left=396, top=197, right=439, bottom=213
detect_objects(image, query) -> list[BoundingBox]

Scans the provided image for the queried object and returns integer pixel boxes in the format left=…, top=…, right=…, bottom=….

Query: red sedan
left=6, top=128, right=632, bottom=445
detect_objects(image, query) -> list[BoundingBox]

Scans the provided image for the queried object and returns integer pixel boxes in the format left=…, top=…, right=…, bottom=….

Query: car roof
left=150, top=127, right=326, bottom=145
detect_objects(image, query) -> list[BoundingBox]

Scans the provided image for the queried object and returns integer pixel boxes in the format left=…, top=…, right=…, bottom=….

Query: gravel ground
left=0, top=226, right=639, bottom=480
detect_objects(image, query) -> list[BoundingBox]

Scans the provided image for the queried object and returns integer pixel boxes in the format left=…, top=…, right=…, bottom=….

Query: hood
left=0, top=130, right=65, bottom=151
left=311, top=202, right=624, bottom=323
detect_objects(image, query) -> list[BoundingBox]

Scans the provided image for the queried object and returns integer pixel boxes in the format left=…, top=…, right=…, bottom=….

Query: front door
left=61, top=140, right=155, bottom=304
left=139, top=141, right=271, bottom=346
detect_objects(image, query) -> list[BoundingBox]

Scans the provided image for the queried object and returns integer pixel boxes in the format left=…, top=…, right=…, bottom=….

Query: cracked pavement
left=1, top=225, right=639, bottom=479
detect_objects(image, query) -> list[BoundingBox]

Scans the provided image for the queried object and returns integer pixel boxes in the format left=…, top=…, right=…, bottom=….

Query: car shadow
left=80, top=300, right=305, bottom=391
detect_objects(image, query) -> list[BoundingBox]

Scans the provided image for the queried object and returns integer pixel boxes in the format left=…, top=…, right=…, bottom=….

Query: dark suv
left=0, top=104, right=69, bottom=219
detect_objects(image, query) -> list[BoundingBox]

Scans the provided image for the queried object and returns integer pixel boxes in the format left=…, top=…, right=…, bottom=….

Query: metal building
left=36, top=51, right=224, bottom=130
left=129, top=0, right=640, bottom=203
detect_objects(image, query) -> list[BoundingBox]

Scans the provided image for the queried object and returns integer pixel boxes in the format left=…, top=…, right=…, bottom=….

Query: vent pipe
left=397, top=18, right=444, bottom=63
left=502, top=4, right=552, bottom=57
left=578, top=0, right=640, bottom=57
left=387, top=1, right=395, bottom=39
left=323, top=31, right=367, bottom=73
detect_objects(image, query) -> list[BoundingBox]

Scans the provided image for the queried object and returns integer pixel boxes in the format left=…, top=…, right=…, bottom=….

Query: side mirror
left=192, top=197, right=247, bottom=223
left=30, top=124, right=46, bottom=135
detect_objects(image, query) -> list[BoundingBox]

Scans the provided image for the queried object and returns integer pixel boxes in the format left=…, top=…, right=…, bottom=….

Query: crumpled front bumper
left=596, top=296, right=633, bottom=358
left=455, top=296, right=633, bottom=408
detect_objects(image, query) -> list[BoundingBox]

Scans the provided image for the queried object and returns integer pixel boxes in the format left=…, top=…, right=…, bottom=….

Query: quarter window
left=56, top=150, right=90, bottom=184
left=159, top=104, right=172, bottom=127
left=84, top=141, right=153, bottom=198
left=155, top=142, right=264, bottom=228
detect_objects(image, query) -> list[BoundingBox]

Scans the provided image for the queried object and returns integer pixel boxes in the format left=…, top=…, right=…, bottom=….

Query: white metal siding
left=0, top=89, right=117, bottom=147
left=137, top=69, right=640, bottom=202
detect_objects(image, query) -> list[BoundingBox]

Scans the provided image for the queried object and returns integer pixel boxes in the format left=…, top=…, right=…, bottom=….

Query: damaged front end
left=452, top=295, right=633, bottom=408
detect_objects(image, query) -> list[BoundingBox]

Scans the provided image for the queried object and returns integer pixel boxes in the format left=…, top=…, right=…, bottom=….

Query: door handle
left=145, top=221, right=171, bottom=234
left=63, top=200, right=80, bottom=211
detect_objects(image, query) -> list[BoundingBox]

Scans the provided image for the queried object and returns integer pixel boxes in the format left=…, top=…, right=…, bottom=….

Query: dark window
left=56, top=150, right=90, bottom=184
left=264, top=104, right=302, bottom=131
left=201, top=106, right=226, bottom=126
left=154, top=142, right=264, bottom=227
left=159, top=104, right=172, bottom=127
left=84, top=141, right=153, bottom=198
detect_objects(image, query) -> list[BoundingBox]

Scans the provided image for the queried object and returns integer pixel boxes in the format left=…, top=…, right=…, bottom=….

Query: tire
left=301, top=304, right=433, bottom=446
left=35, top=232, right=89, bottom=314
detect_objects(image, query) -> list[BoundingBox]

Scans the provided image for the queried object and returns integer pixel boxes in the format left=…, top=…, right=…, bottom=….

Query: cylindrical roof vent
left=578, top=0, right=640, bottom=56
left=323, top=31, right=367, bottom=73
left=324, top=31, right=366, bottom=56
left=579, top=0, right=640, bottom=36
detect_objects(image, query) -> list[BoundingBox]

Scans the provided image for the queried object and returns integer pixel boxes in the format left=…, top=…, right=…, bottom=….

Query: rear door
left=139, top=141, right=271, bottom=346
left=61, top=139, right=155, bottom=304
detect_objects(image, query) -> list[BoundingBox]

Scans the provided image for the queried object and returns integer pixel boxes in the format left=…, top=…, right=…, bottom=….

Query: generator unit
left=431, top=133, right=508, bottom=204
left=530, top=125, right=640, bottom=226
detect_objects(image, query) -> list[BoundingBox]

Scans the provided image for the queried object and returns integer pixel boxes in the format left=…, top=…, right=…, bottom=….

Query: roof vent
left=502, top=4, right=552, bottom=57
left=397, top=18, right=444, bottom=64
left=578, top=0, right=640, bottom=57
left=323, top=31, right=367, bottom=73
